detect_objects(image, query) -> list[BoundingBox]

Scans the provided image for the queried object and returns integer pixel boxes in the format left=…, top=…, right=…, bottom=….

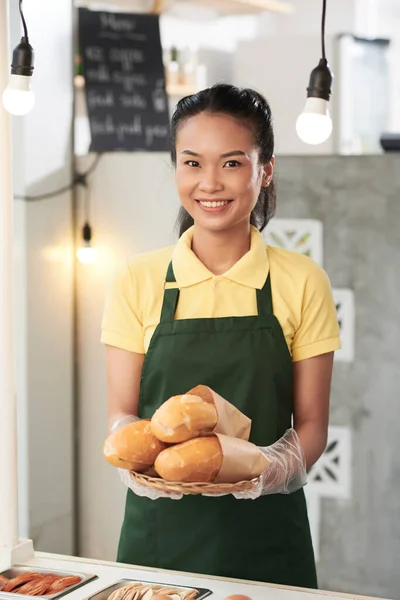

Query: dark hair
left=171, top=83, right=276, bottom=237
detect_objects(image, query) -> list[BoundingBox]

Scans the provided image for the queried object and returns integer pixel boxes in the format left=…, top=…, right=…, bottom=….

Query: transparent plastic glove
left=233, top=429, right=307, bottom=500
left=118, top=467, right=183, bottom=500
left=110, top=415, right=183, bottom=500
left=110, top=414, right=140, bottom=432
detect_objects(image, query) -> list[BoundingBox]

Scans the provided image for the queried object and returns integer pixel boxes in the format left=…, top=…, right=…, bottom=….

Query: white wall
left=234, top=35, right=337, bottom=155
left=355, top=0, right=400, bottom=132
left=9, top=0, right=29, bottom=543
left=235, top=0, right=356, bottom=155
left=11, top=0, right=75, bottom=553
left=76, top=153, right=179, bottom=559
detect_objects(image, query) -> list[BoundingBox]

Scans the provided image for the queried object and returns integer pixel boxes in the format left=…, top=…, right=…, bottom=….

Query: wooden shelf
left=167, top=84, right=198, bottom=96
left=181, top=0, right=295, bottom=14
left=76, top=0, right=295, bottom=16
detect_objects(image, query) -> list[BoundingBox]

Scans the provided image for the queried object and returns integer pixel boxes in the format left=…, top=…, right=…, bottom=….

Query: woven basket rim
left=130, top=470, right=258, bottom=496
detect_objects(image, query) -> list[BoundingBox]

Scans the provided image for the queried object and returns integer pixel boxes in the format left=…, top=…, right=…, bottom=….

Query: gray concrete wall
left=276, top=155, right=400, bottom=599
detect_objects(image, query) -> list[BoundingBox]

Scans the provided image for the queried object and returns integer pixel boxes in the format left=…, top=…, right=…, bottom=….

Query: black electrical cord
left=321, top=0, right=327, bottom=60
left=19, top=0, right=29, bottom=40
left=83, top=185, right=91, bottom=224
left=14, top=154, right=102, bottom=201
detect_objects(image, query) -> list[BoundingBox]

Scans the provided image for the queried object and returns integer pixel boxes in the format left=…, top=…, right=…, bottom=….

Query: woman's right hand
left=105, top=345, right=144, bottom=431
left=110, top=415, right=183, bottom=499
left=110, top=414, right=140, bottom=432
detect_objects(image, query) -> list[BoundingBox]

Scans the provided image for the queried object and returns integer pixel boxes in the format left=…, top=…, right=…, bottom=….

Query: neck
left=191, top=221, right=252, bottom=275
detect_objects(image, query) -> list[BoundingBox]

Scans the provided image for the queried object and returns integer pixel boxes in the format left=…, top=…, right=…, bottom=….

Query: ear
left=262, top=157, right=275, bottom=188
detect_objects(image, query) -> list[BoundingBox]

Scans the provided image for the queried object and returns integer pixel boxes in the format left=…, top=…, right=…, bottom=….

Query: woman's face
left=175, top=112, right=274, bottom=233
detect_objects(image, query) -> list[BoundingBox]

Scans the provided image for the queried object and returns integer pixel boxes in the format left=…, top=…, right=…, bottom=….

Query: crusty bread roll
left=151, top=385, right=218, bottom=443
left=155, top=436, right=222, bottom=482
left=47, top=576, right=82, bottom=594
left=103, top=420, right=167, bottom=471
left=0, top=576, right=9, bottom=592
left=2, top=573, right=42, bottom=592
left=17, top=576, right=59, bottom=596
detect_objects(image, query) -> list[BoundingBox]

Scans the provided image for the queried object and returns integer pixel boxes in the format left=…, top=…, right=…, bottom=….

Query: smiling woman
left=172, top=85, right=275, bottom=239
left=101, top=84, right=341, bottom=589
left=176, top=114, right=271, bottom=227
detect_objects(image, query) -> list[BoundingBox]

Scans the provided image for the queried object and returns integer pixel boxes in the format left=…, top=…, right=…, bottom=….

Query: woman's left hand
left=232, top=429, right=307, bottom=500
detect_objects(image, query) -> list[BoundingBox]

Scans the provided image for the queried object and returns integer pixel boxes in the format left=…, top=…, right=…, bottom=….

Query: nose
left=198, top=167, right=223, bottom=194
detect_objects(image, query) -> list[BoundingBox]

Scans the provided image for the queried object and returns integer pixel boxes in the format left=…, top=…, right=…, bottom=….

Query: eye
left=224, top=160, right=241, bottom=168
left=184, top=160, right=200, bottom=168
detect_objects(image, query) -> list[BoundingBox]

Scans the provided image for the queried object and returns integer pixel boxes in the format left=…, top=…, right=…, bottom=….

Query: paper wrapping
left=213, top=434, right=270, bottom=484
left=186, top=385, right=251, bottom=441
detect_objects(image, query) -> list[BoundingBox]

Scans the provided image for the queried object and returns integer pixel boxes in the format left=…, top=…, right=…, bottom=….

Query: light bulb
left=77, top=243, right=97, bottom=264
left=2, top=74, right=35, bottom=115
left=296, top=98, right=332, bottom=145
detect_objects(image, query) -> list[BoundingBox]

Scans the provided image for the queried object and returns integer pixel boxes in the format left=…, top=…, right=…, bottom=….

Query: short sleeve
left=101, top=262, right=145, bottom=354
left=291, top=264, right=341, bottom=362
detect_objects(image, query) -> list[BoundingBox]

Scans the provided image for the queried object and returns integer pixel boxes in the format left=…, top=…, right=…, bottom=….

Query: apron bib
left=117, top=260, right=317, bottom=588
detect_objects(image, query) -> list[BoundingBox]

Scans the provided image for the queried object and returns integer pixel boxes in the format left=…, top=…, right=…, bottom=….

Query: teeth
left=199, top=201, right=230, bottom=207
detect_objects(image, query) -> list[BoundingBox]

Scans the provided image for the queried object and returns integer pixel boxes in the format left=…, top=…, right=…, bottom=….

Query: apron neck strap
left=160, top=263, right=273, bottom=322
left=160, top=262, right=180, bottom=322
left=256, top=274, right=273, bottom=316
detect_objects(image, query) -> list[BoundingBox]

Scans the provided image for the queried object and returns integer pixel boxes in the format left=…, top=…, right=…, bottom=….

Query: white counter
left=12, top=553, right=390, bottom=600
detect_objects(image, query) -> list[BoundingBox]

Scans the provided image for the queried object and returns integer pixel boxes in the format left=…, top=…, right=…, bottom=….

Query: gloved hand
left=110, top=414, right=140, bottom=431
left=118, top=467, right=183, bottom=500
left=233, top=428, right=307, bottom=500
left=110, top=415, right=183, bottom=500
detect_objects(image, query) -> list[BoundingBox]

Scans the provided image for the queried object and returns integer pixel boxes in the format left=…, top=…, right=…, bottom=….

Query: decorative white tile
left=308, top=425, right=352, bottom=499
left=304, top=490, right=321, bottom=562
left=333, top=288, right=355, bottom=362
left=263, top=218, right=323, bottom=265
left=305, top=426, right=352, bottom=562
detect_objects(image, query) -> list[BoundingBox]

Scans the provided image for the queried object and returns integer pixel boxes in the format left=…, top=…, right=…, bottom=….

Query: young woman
left=102, top=84, right=341, bottom=589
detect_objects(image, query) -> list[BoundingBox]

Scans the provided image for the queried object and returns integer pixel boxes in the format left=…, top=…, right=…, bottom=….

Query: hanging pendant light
left=76, top=181, right=97, bottom=265
left=296, top=0, right=333, bottom=145
left=2, top=0, right=35, bottom=116
left=77, top=222, right=97, bottom=265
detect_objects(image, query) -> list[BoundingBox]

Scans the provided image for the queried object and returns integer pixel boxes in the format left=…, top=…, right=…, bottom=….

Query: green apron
left=117, top=259, right=317, bottom=589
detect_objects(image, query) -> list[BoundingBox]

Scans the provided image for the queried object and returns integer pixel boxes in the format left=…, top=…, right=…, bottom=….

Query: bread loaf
left=17, top=576, right=58, bottom=596
left=151, top=385, right=218, bottom=443
left=0, top=576, right=9, bottom=591
left=2, top=573, right=42, bottom=592
left=155, top=436, right=222, bottom=482
left=103, top=420, right=167, bottom=472
left=47, top=576, right=82, bottom=594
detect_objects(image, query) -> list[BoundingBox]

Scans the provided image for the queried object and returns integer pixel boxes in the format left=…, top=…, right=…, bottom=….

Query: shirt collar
left=172, top=226, right=269, bottom=290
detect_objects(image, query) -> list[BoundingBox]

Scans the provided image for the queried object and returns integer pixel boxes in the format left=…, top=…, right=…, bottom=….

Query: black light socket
left=82, top=223, right=92, bottom=243
left=306, top=58, right=333, bottom=101
left=10, top=37, right=34, bottom=76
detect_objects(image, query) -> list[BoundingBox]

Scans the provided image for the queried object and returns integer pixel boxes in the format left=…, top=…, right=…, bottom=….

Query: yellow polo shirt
left=101, top=226, right=341, bottom=362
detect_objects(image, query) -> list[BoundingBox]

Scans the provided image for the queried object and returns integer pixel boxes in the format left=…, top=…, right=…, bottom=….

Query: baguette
left=3, top=573, right=42, bottom=592
left=103, top=420, right=167, bottom=472
left=0, top=576, right=9, bottom=591
left=155, top=437, right=222, bottom=482
left=17, top=575, right=58, bottom=596
left=46, top=576, right=82, bottom=594
left=151, top=385, right=218, bottom=443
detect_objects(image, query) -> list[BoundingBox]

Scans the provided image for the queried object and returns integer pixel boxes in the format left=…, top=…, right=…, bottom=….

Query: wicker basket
left=130, top=471, right=258, bottom=496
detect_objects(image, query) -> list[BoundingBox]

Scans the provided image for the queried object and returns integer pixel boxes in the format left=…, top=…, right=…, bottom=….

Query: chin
left=195, top=215, right=249, bottom=234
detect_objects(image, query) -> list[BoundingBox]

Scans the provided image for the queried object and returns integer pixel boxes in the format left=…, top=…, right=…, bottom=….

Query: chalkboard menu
left=78, top=8, right=170, bottom=152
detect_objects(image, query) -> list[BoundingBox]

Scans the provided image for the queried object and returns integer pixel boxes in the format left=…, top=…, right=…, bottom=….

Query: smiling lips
left=196, top=199, right=233, bottom=212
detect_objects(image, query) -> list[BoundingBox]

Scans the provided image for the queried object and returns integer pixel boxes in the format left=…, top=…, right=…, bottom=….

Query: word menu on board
left=78, top=9, right=170, bottom=152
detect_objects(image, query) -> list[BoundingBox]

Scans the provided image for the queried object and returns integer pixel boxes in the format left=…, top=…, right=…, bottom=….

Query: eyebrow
left=180, top=150, right=248, bottom=158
